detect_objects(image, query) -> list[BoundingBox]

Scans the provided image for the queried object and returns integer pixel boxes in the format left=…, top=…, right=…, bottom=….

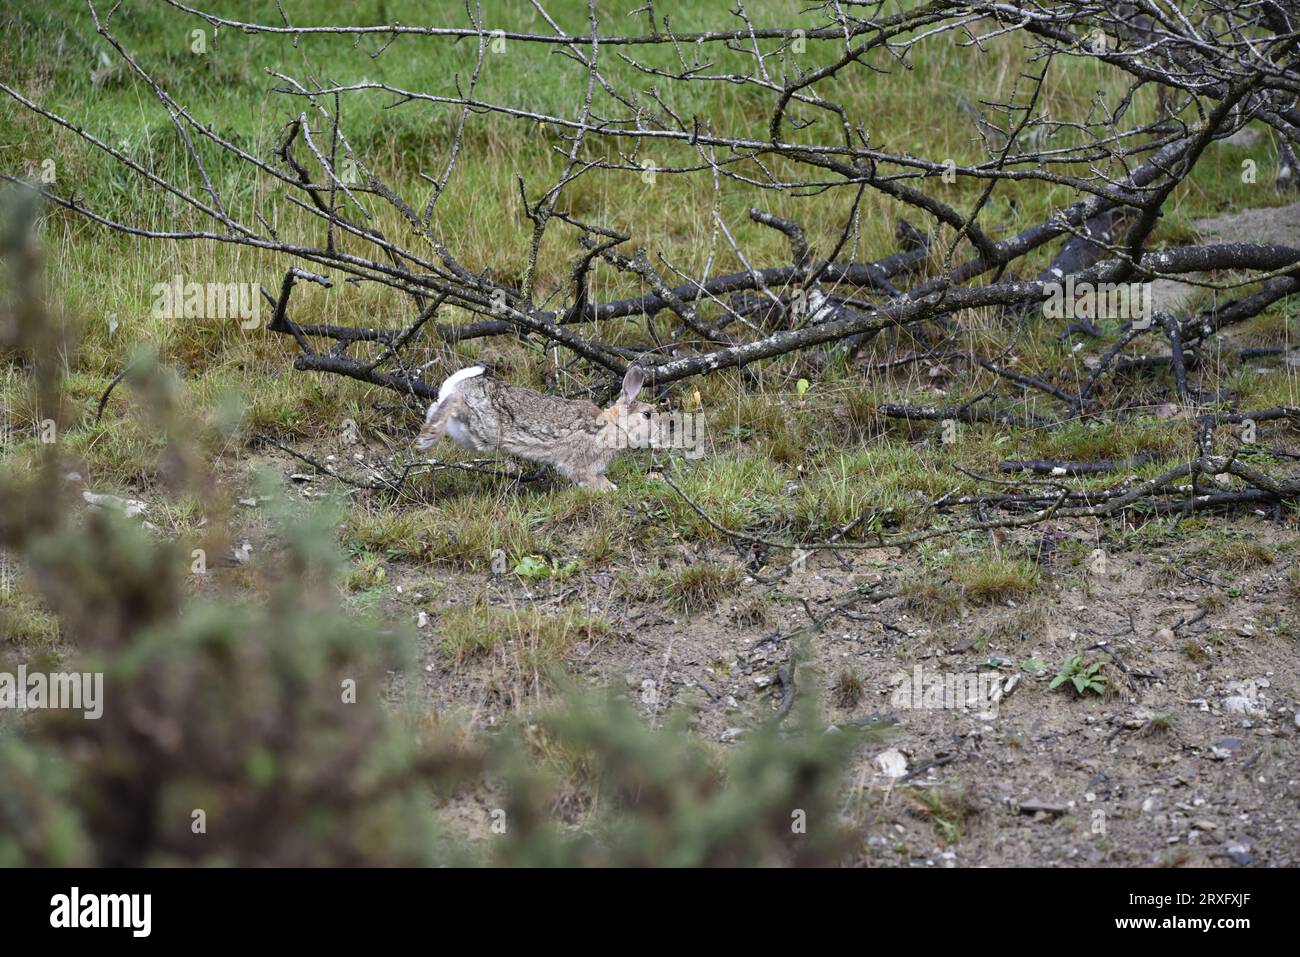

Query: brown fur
left=414, top=366, right=656, bottom=490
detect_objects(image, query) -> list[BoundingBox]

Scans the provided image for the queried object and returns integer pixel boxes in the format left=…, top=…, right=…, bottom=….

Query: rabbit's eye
left=641, top=410, right=652, bottom=419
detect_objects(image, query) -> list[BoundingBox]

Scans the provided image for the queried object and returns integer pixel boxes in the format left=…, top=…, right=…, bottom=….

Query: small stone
left=82, top=490, right=148, bottom=517
left=1225, top=843, right=1253, bottom=865
left=639, top=679, right=659, bottom=707
left=1224, top=696, right=1265, bottom=717
left=875, top=748, right=909, bottom=779
left=1153, top=627, right=1176, bottom=642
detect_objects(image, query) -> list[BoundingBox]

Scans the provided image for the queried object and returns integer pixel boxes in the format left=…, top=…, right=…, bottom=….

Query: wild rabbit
left=413, top=365, right=658, bottom=490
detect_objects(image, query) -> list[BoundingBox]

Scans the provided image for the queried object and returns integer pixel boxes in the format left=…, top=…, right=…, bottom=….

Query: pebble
left=82, top=490, right=148, bottom=517
left=875, top=748, right=908, bottom=779
left=1226, top=843, right=1254, bottom=866
left=639, top=679, right=659, bottom=707
left=1224, top=696, right=1265, bottom=718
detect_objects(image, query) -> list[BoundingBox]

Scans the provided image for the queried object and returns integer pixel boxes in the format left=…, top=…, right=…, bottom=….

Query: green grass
left=1205, top=537, right=1275, bottom=571
left=901, top=551, right=1040, bottom=622
left=2, top=0, right=1298, bottom=633
left=348, top=495, right=544, bottom=568
left=958, top=557, right=1041, bottom=606
left=905, top=785, right=973, bottom=845
left=438, top=602, right=611, bottom=667
left=832, top=668, right=864, bottom=709
left=0, top=578, right=61, bottom=648
left=657, top=562, right=741, bottom=614
left=901, top=574, right=963, bottom=624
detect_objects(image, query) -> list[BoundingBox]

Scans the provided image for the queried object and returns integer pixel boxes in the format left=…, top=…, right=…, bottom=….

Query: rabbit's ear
left=619, top=365, right=646, bottom=406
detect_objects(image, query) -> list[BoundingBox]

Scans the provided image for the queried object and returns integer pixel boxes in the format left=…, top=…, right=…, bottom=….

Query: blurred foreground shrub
left=0, top=194, right=865, bottom=866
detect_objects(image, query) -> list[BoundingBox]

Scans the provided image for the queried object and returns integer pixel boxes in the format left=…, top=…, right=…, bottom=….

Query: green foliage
left=1, top=457, right=863, bottom=866
left=1, top=431, right=865, bottom=866
left=659, top=561, right=742, bottom=613
left=488, top=691, right=863, bottom=867
left=513, top=554, right=579, bottom=580
left=1049, top=655, right=1107, bottom=696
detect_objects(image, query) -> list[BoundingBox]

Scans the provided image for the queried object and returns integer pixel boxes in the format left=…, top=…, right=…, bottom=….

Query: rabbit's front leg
left=556, top=458, right=616, bottom=490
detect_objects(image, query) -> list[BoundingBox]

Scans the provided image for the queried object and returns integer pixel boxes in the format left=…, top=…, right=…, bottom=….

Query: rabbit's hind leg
left=415, top=394, right=468, bottom=450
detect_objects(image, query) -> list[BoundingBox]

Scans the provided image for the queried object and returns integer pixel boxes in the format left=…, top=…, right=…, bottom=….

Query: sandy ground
left=1151, top=200, right=1300, bottom=316
left=380, top=200, right=1300, bottom=866
left=391, top=515, right=1297, bottom=867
